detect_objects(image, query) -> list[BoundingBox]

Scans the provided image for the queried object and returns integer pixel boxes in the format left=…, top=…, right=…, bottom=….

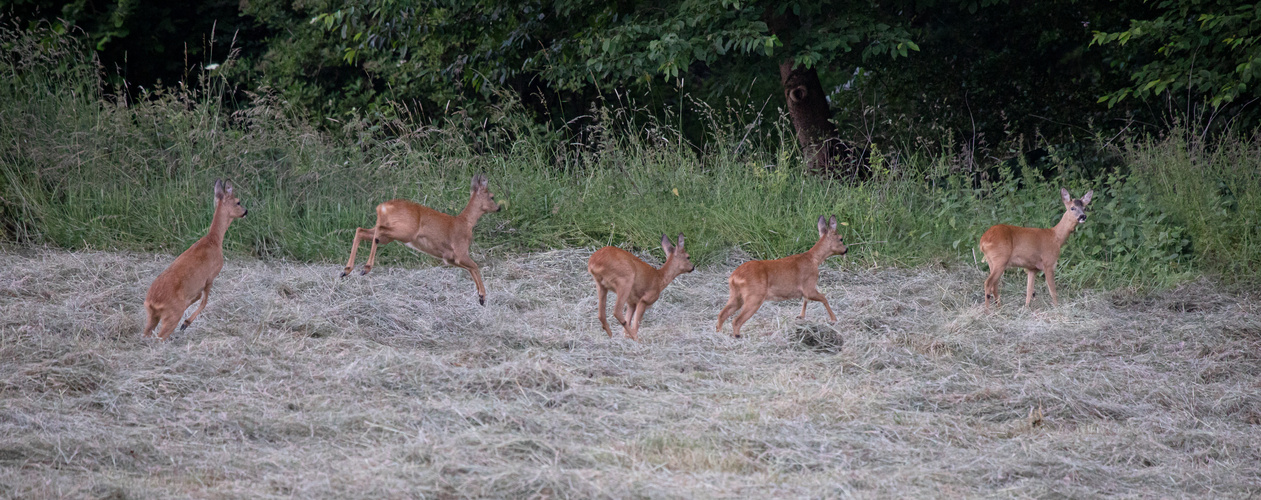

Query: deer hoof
left=179, top=322, right=190, bottom=332
left=360, top=267, right=371, bottom=276
left=479, top=295, right=486, bottom=306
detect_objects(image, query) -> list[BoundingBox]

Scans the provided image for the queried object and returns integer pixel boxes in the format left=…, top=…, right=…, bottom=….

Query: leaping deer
left=142, top=179, right=247, bottom=340
left=717, top=215, right=848, bottom=338
left=588, top=234, right=694, bottom=341
left=342, top=174, right=501, bottom=305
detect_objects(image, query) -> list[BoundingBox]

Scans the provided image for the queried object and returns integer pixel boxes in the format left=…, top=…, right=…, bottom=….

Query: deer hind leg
left=181, top=284, right=212, bottom=331
left=343, top=227, right=375, bottom=277
left=156, top=308, right=183, bottom=340
left=983, top=259, right=1006, bottom=309
left=595, top=282, right=613, bottom=337
left=362, top=227, right=393, bottom=275
left=716, top=292, right=742, bottom=332
left=730, top=293, right=765, bottom=339
left=1044, top=266, right=1059, bottom=307
left=611, top=284, right=631, bottom=330
left=141, top=304, right=160, bottom=337
left=716, top=280, right=741, bottom=329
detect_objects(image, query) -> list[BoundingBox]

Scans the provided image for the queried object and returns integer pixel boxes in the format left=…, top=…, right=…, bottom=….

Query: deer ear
left=676, top=233, right=685, bottom=250
left=660, top=233, right=673, bottom=254
left=1061, top=187, right=1072, bottom=206
left=817, top=215, right=827, bottom=236
left=829, top=215, right=838, bottom=232
left=214, top=179, right=224, bottom=200
left=224, top=180, right=234, bottom=197
left=1081, top=190, right=1093, bottom=206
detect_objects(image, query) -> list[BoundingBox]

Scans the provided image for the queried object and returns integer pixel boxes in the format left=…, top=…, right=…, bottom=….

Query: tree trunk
left=769, top=15, right=866, bottom=180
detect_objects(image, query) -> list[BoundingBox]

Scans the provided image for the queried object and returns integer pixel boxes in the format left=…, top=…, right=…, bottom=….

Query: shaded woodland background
left=1, top=0, right=1259, bottom=287
left=8, top=0, right=1261, bottom=172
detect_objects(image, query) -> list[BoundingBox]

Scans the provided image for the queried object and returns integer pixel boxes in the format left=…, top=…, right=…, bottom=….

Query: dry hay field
left=1, top=246, right=1259, bottom=498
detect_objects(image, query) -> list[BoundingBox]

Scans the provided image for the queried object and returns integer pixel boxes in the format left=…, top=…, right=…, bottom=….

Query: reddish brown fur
left=587, top=234, right=694, bottom=341
left=343, top=174, right=501, bottom=305
left=142, top=179, right=248, bottom=340
left=717, top=215, right=848, bottom=338
left=979, top=188, right=1093, bottom=309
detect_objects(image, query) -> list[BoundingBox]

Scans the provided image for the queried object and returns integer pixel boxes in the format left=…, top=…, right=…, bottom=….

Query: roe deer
left=979, top=188, right=1093, bottom=309
left=587, top=234, right=694, bottom=341
left=342, top=174, right=501, bottom=305
left=717, top=215, right=848, bottom=338
left=142, top=179, right=248, bottom=340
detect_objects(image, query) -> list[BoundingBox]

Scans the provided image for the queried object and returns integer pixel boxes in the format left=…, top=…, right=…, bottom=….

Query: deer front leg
left=1044, top=266, right=1059, bottom=307
left=803, top=288, right=837, bottom=322
left=627, top=302, right=648, bottom=341
left=1025, top=269, right=1037, bottom=307
left=453, top=255, right=488, bottom=305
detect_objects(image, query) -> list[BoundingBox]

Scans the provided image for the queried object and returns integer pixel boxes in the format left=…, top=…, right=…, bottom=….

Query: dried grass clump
left=1, top=247, right=1259, bottom=498
left=789, top=324, right=845, bottom=353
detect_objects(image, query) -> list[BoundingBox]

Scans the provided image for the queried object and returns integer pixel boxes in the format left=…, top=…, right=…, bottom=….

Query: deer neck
left=456, top=195, right=486, bottom=228
left=205, top=202, right=234, bottom=246
left=657, top=258, right=686, bottom=287
left=804, top=237, right=833, bottom=267
left=1051, top=210, right=1080, bottom=246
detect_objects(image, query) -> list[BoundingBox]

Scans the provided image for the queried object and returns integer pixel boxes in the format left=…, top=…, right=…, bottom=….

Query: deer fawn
left=142, top=179, right=248, bottom=340
left=587, top=234, right=694, bottom=341
left=717, top=215, right=848, bottom=338
left=342, top=174, right=501, bottom=305
left=979, top=188, right=1093, bottom=309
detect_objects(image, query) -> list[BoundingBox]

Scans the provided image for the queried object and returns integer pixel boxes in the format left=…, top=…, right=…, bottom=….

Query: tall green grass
left=1, top=24, right=1258, bottom=289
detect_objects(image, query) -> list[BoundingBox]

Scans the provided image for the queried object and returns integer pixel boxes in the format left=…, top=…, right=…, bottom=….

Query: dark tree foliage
left=3, top=0, right=268, bottom=93
left=1092, top=0, right=1261, bottom=129
left=846, top=0, right=1154, bottom=152
left=6, top=0, right=1261, bottom=173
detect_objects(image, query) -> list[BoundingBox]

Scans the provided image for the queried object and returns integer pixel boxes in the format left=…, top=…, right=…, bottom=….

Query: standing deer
left=142, top=179, right=248, bottom=340
left=342, top=174, right=501, bottom=305
left=717, top=215, right=848, bottom=338
left=588, top=234, right=694, bottom=341
left=979, top=188, right=1093, bottom=309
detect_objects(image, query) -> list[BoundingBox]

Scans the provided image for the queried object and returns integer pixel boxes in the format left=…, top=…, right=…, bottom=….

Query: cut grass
left=1, top=247, right=1258, bottom=497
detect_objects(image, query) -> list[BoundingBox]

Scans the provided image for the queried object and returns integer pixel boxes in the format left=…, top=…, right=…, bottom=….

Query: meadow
left=2, top=23, right=1261, bottom=498
left=2, top=248, right=1259, bottom=497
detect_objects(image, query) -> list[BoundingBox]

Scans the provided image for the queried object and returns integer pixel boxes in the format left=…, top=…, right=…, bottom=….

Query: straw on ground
left=1, top=247, right=1258, bottom=497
